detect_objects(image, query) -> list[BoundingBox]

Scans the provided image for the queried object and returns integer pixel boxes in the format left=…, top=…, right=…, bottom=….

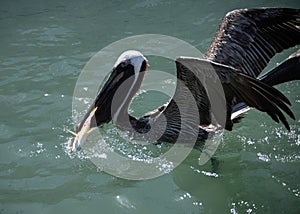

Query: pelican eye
left=119, top=60, right=130, bottom=68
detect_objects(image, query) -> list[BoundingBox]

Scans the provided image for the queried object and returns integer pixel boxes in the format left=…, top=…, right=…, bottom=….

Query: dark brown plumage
left=76, top=8, right=300, bottom=144
left=205, top=8, right=300, bottom=77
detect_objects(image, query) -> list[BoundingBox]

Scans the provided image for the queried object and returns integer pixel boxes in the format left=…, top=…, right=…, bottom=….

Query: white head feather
left=114, top=50, right=147, bottom=74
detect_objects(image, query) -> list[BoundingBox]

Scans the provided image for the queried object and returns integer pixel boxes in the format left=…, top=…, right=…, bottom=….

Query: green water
left=1, top=0, right=300, bottom=213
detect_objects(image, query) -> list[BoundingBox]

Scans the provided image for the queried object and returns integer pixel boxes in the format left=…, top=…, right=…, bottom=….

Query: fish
left=66, top=107, right=98, bottom=152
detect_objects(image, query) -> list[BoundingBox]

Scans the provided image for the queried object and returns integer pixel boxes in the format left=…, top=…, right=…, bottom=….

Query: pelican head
left=94, top=50, right=148, bottom=124
left=70, top=50, right=148, bottom=151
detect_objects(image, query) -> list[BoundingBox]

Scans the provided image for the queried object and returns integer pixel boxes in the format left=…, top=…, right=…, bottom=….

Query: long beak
left=76, top=69, right=124, bottom=133
left=69, top=59, right=143, bottom=151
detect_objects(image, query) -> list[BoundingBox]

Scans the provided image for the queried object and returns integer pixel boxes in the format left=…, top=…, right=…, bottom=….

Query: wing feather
left=175, top=57, right=295, bottom=130
left=205, top=8, right=300, bottom=77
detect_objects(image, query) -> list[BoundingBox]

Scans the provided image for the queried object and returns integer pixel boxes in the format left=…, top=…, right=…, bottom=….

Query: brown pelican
left=70, top=8, right=300, bottom=151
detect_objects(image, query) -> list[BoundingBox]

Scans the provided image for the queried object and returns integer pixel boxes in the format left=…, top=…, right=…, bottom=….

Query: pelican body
left=70, top=8, right=300, bottom=151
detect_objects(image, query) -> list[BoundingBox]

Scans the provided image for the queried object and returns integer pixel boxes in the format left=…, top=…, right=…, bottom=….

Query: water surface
left=0, top=0, right=299, bottom=213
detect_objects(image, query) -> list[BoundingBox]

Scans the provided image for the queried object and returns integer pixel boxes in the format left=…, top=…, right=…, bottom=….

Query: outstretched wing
left=175, top=57, right=295, bottom=131
left=205, top=8, right=300, bottom=77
